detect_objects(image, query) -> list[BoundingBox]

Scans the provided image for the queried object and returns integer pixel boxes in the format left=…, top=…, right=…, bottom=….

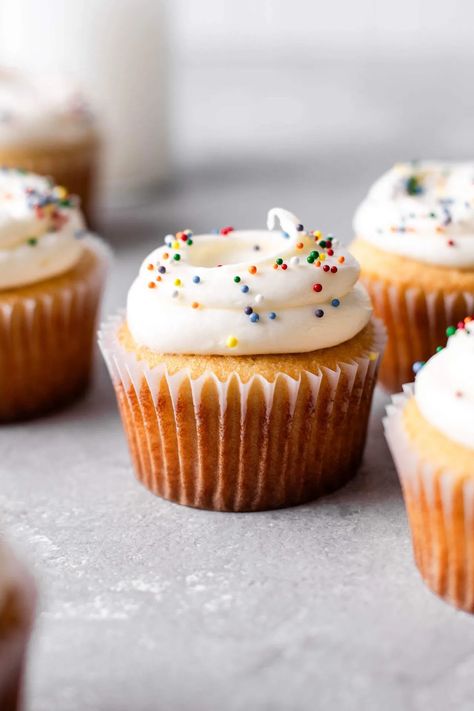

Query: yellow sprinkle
left=313, top=230, right=321, bottom=238
left=55, top=185, right=67, bottom=199
left=320, top=253, right=326, bottom=261
left=172, top=241, right=180, bottom=250
left=174, top=278, right=182, bottom=287
left=368, top=352, right=377, bottom=362
left=226, top=336, right=238, bottom=349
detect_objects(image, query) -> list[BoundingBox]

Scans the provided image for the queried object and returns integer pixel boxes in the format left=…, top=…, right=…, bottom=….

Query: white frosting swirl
left=127, top=208, right=372, bottom=355
left=354, top=161, right=474, bottom=268
left=415, top=318, right=474, bottom=449
left=0, top=168, right=84, bottom=290
left=0, top=68, right=95, bottom=147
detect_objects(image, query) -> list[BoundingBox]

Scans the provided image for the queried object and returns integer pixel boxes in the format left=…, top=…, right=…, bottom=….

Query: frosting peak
left=415, top=317, right=474, bottom=450
left=126, top=208, right=372, bottom=356
left=0, top=168, right=84, bottom=290
left=354, top=161, right=474, bottom=268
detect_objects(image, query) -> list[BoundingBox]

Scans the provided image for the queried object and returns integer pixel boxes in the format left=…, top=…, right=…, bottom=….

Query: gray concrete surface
left=2, top=53, right=474, bottom=711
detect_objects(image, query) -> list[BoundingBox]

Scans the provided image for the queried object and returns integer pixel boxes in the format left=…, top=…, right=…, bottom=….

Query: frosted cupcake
left=100, top=208, right=385, bottom=512
left=0, top=168, right=107, bottom=421
left=0, top=68, right=99, bottom=222
left=0, top=541, right=36, bottom=711
left=351, top=162, right=474, bottom=392
left=385, top=317, right=474, bottom=612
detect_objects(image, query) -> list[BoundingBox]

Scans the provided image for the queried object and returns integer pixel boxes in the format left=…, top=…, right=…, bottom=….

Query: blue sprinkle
left=192, top=275, right=200, bottom=283
left=158, top=266, right=166, bottom=274
left=268, top=312, right=276, bottom=320
left=244, top=306, right=253, bottom=315
left=74, top=229, right=87, bottom=239
left=296, top=224, right=304, bottom=231
left=315, top=309, right=324, bottom=318
left=282, top=231, right=290, bottom=239
left=249, top=313, right=259, bottom=323
left=240, top=285, right=249, bottom=293
left=254, top=244, right=260, bottom=251
left=412, top=361, right=425, bottom=375
left=331, top=298, right=340, bottom=307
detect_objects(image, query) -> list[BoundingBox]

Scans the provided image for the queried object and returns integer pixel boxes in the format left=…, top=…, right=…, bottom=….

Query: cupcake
left=351, top=162, right=474, bottom=393
left=0, top=541, right=36, bottom=711
left=0, top=167, right=108, bottom=422
left=100, top=208, right=386, bottom=512
left=385, top=317, right=474, bottom=612
left=0, top=68, right=99, bottom=222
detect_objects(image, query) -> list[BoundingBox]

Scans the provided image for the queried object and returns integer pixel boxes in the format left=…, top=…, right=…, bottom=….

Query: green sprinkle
left=173, top=253, right=181, bottom=261
left=59, top=199, right=71, bottom=208
left=306, top=255, right=315, bottom=264
left=276, top=258, right=283, bottom=265
left=234, top=275, right=241, bottom=283
left=187, top=239, right=193, bottom=246
left=436, top=346, right=444, bottom=352
left=310, top=250, right=319, bottom=259
left=319, top=240, right=327, bottom=248
left=446, top=325, right=456, bottom=337
left=27, top=237, right=38, bottom=246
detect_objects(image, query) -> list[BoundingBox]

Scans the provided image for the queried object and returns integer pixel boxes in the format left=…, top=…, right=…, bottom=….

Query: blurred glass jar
left=0, top=0, right=169, bottom=203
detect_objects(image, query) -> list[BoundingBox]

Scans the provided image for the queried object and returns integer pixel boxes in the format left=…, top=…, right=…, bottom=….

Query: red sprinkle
left=330, top=266, right=338, bottom=273
left=313, top=283, right=322, bottom=292
left=323, top=265, right=330, bottom=272
left=327, top=249, right=334, bottom=256
left=220, top=226, right=234, bottom=235
left=281, top=263, right=288, bottom=270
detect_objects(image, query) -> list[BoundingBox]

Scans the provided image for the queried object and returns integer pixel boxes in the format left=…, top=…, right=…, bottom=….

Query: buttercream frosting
left=415, top=317, right=474, bottom=450
left=354, top=161, right=474, bottom=268
left=0, top=168, right=84, bottom=290
left=126, top=208, right=372, bottom=355
left=0, top=68, right=95, bottom=147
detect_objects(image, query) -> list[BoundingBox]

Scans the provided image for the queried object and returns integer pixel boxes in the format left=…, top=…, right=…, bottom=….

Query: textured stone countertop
left=3, top=53, right=474, bottom=711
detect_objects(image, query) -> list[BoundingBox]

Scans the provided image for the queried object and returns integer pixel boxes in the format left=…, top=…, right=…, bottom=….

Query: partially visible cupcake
left=351, top=162, right=474, bottom=392
left=385, top=317, right=474, bottom=612
left=100, top=208, right=386, bottom=512
left=0, top=167, right=108, bottom=421
left=0, top=68, right=99, bottom=222
left=0, top=540, right=36, bottom=711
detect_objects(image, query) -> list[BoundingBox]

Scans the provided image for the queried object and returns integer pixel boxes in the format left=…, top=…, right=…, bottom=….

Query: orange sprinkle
left=273, top=263, right=278, bottom=270
left=436, top=226, right=445, bottom=233
left=147, top=263, right=154, bottom=270
left=315, top=260, right=321, bottom=267
left=148, top=281, right=156, bottom=289
left=338, top=256, right=345, bottom=264
left=192, top=302, right=199, bottom=309
left=162, top=252, right=170, bottom=259
left=248, top=265, right=257, bottom=274
left=296, top=242, right=304, bottom=249
left=156, top=275, right=162, bottom=282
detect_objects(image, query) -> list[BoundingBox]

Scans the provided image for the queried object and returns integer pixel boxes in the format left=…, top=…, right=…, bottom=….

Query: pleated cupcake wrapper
left=384, top=386, right=474, bottom=613
left=0, top=236, right=108, bottom=421
left=363, top=276, right=474, bottom=393
left=99, top=315, right=386, bottom=512
left=0, top=549, right=36, bottom=711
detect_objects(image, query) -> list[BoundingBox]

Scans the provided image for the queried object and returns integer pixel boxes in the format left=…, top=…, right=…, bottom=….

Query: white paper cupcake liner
left=0, top=236, right=108, bottom=421
left=99, top=315, right=386, bottom=511
left=363, top=276, right=474, bottom=392
left=384, top=386, right=474, bottom=612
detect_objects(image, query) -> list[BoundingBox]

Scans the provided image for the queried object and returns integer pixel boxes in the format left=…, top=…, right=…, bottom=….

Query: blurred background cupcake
left=0, top=68, right=99, bottom=223
left=351, top=162, right=474, bottom=392
left=100, top=208, right=385, bottom=512
left=0, top=168, right=108, bottom=421
left=0, top=0, right=169, bottom=211
left=0, top=538, right=36, bottom=711
left=385, top=317, right=474, bottom=612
